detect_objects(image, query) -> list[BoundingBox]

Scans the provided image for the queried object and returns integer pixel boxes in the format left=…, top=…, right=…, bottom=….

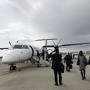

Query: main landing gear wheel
left=10, top=64, right=16, bottom=70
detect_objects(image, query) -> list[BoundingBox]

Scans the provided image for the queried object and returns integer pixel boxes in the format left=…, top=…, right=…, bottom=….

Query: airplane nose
left=2, top=55, right=13, bottom=64
left=2, top=57, right=7, bottom=64
left=2, top=53, right=19, bottom=64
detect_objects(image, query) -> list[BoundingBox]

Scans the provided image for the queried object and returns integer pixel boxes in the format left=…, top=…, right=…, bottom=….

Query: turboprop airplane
left=1, top=39, right=90, bottom=71
left=1, top=39, right=57, bottom=70
left=1, top=41, right=51, bottom=70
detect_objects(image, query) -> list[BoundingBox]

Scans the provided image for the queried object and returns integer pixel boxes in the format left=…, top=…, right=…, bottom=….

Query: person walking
left=51, top=47, right=64, bottom=86
left=64, top=53, right=72, bottom=72
left=77, top=51, right=87, bottom=80
left=88, top=56, right=90, bottom=65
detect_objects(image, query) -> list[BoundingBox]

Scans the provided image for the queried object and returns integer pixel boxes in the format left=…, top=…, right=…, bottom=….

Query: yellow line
left=9, top=70, right=16, bottom=72
left=0, top=66, right=31, bottom=77
left=0, top=71, right=9, bottom=77
left=0, top=70, right=16, bottom=77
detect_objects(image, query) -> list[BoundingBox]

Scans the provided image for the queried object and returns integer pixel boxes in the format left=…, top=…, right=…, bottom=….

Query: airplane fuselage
left=2, top=44, right=40, bottom=65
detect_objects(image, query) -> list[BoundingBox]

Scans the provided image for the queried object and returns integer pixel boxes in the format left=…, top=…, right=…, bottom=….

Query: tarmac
left=0, top=60, right=90, bottom=90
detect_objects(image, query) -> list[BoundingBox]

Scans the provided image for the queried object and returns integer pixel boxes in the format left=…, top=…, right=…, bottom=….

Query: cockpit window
left=13, top=45, right=29, bottom=49
left=22, top=45, right=29, bottom=49
left=13, top=45, right=22, bottom=49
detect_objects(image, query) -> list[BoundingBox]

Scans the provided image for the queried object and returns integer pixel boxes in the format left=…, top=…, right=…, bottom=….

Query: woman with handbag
left=78, top=51, right=87, bottom=80
left=88, top=56, right=90, bottom=65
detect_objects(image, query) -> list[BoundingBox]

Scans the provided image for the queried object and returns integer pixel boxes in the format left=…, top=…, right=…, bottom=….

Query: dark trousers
left=66, top=63, right=71, bottom=71
left=81, top=69, right=86, bottom=80
left=53, top=69, right=62, bottom=85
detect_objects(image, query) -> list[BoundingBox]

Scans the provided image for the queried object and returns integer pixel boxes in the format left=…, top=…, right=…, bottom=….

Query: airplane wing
left=0, top=48, right=8, bottom=50
left=43, top=42, right=90, bottom=48
left=35, top=38, right=57, bottom=41
left=43, top=45, right=54, bottom=48
left=59, top=42, right=90, bottom=47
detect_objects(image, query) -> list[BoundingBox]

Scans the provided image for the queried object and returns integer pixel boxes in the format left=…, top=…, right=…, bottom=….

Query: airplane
left=1, top=39, right=90, bottom=71
left=1, top=39, right=57, bottom=70
left=1, top=43, right=39, bottom=70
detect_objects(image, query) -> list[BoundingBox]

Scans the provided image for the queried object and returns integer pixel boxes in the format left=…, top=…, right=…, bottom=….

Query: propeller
left=57, top=39, right=63, bottom=46
left=52, top=40, right=56, bottom=46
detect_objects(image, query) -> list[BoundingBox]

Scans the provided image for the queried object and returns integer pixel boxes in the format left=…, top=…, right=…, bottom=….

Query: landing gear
left=10, top=64, right=16, bottom=70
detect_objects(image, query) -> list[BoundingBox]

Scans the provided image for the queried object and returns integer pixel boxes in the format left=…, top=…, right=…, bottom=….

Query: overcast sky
left=0, top=0, right=90, bottom=51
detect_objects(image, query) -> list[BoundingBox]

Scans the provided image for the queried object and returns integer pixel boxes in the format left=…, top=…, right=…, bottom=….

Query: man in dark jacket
left=51, top=47, right=63, bottom=86
left=64, top=53, right=72, bottom=72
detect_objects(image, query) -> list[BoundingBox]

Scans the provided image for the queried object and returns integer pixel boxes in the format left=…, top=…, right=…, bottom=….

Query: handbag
left=71, top=61, right=73, bottom=64
left=88, top=59, right=90, bottom=65
left=77, top=60, right=80, bottom=65
left=60, top=63, right=64, bottom=73
left=77, top=57, right=80, bottom=65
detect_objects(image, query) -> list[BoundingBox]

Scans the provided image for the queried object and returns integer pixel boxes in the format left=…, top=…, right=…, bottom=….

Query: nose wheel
left=10, top=64, right=16, bottom=70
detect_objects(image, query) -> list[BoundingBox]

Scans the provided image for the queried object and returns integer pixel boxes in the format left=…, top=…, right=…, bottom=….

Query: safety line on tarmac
left=0, top=65, right=36, bottom=77
left=0, top=67, right=27, bottom=77
left=0, top=70, right=16, bottom=77
left=0, top=67, right=30, bottom=77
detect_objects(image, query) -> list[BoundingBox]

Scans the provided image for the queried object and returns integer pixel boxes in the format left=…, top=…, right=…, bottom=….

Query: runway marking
left=0, top=67, right=32, bottom=77
left=0, top=65, right=36, bottom=77
left=0, top=67, right=29, bottom=77
left=0, top=70, right=16, bottom=77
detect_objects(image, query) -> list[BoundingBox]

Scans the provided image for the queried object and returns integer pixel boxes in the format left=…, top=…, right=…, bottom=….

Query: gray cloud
left=0, top=0, right=89, bottom=49
left=31, top=0, right=90, bottom=40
